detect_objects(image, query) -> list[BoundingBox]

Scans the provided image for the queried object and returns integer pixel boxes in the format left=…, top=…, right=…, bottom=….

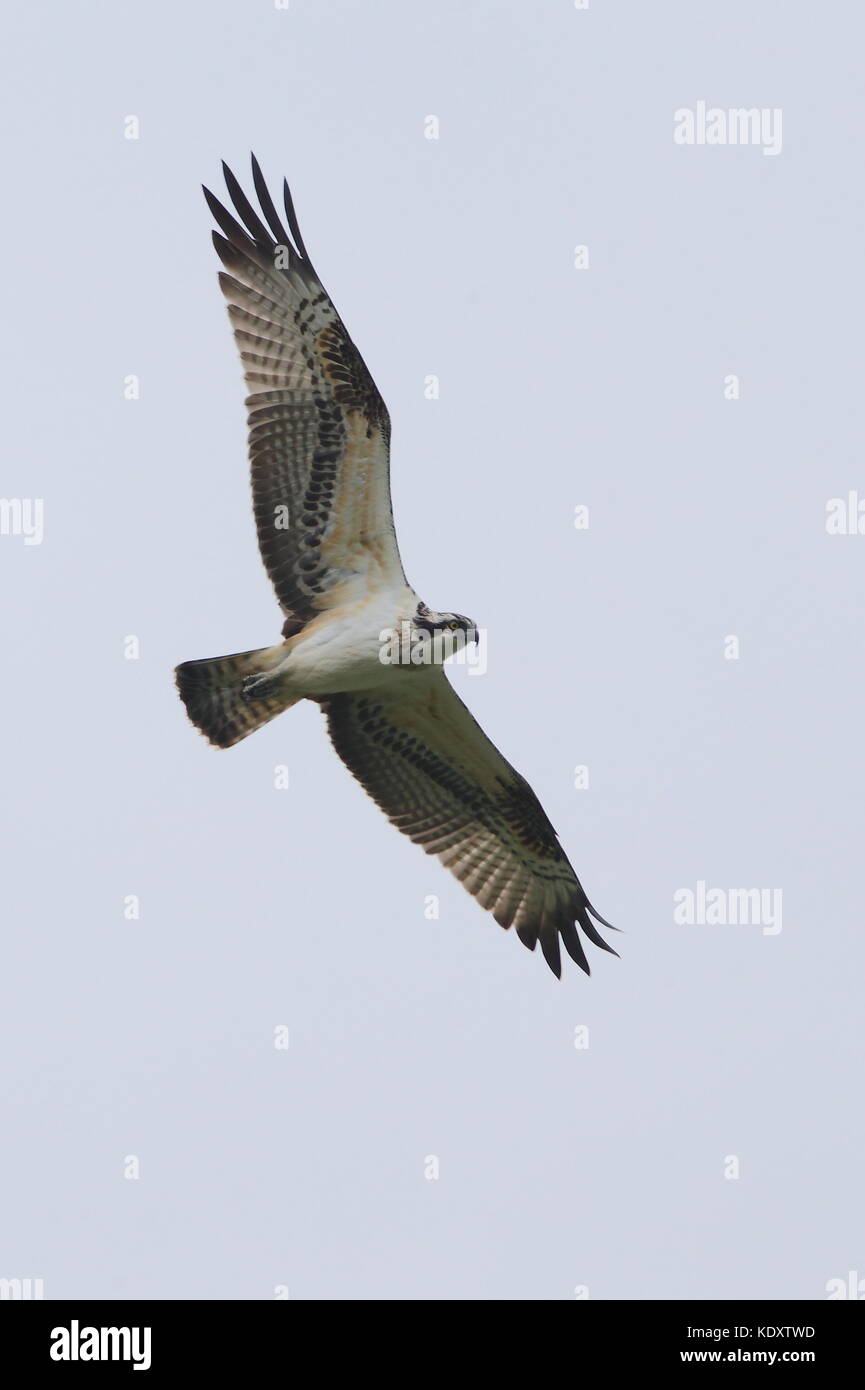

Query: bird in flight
left=175, top=157, right=617, bottom=978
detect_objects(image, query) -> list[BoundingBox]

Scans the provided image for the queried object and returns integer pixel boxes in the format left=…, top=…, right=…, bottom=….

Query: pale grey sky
left=1, top=0, right=863, bottom=1299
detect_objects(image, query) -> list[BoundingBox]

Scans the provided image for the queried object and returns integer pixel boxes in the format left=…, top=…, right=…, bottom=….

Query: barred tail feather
left=174, top=645, right=294, bottom=748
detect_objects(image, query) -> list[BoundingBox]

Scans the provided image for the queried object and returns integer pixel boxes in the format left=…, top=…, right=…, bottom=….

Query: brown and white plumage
left=204, top=157, right=405, bottom=629
left=175, top=157, right=618, bottom=978
left=323, top=683, right=616, bottom=978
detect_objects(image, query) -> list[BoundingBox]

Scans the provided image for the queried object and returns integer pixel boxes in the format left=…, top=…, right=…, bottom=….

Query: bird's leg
left=240, top=672, right=286, bottom=702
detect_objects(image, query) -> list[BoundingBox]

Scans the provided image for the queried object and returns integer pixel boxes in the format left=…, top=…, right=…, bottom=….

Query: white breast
left=279, top=584, right=421, bottom=696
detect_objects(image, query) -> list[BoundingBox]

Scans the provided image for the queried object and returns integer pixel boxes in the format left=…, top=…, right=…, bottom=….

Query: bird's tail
left=174, top=644, right=296, bottom=748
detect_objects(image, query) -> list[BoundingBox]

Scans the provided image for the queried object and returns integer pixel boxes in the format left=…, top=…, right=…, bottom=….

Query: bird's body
left=175, top=157, right=618, bottom=977
left=275, top=587, right=419, bottom=695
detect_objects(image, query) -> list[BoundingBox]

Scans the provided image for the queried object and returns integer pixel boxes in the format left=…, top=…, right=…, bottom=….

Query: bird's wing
left=321, top=679, right=617, bottom=977
left=204, top=157, right=406, bottom=629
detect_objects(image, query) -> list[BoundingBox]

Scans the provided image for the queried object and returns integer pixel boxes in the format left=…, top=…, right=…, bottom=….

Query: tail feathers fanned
left=175, top=645, right=294, bottom=747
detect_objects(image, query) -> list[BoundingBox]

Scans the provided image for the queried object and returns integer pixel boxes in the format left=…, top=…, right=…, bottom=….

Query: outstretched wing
left=204, top=157, right=406, bottom=628
left=321, top=679, right=617, bottom=977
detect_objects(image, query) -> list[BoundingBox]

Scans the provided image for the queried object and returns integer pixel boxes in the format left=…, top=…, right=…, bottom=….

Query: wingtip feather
left=538, top=930, right=562, bottom=979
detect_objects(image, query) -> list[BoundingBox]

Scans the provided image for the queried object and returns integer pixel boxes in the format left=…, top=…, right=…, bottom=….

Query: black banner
left=2, top=1299, right=861, bottom=1375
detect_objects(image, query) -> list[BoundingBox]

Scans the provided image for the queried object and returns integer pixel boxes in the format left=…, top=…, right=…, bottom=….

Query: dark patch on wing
left=245, top=388, right=351, bottom=604
left=496, top=773, right=563, bottom=858
left=316, top=321, right=391, bottom=440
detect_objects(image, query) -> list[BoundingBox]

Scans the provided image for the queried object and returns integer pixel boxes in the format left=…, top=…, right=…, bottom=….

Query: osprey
left=175, top=157, right=617, bottom=978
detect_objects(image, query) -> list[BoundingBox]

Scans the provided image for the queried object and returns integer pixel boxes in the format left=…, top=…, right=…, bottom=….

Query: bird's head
left=414, top=602, right=479, bottom=645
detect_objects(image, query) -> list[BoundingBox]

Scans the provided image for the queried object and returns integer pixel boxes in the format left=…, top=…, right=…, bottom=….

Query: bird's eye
left=448, top=620, right=458, bottom=630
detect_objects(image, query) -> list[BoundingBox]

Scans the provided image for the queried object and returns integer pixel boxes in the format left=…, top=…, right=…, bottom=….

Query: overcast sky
left=1, top=0, right=863, bottom=1299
